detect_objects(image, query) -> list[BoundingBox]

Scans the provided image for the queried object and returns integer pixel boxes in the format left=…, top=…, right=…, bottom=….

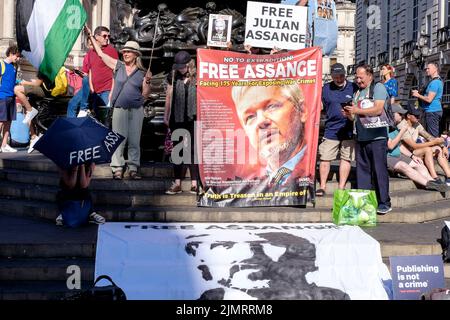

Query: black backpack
left=439, top=225, right=450, bottom=262
left=65, top=275, right=127, bottom=301
left=368, top=82, right=396, bottom=131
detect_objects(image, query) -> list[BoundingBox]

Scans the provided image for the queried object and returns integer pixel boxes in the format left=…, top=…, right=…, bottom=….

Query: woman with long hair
left=381, top=64, right=398, bottom=105
left=164, top=51, right=199, bottom=195
left=85, top=26, right=152, bottom=180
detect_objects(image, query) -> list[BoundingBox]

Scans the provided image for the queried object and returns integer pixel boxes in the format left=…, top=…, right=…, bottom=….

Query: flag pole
left=147, top=8, right=162, bottom=73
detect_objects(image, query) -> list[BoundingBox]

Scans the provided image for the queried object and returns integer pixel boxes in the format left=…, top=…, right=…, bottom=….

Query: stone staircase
left=0, top=151, right=450, bottom=300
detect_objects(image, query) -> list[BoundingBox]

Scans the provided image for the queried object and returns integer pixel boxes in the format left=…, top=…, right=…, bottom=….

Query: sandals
left=129, top=171, right=142, bottom=180
left=113, top=170, right=123, bottom=180
left=315, top=189, right=326, bottom=197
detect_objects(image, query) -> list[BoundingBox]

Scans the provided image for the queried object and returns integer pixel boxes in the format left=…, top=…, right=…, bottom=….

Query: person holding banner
left=231, top=83, right=307, bottom=186
left=164, top=51, right=200, bottom=195
left=343, top=64, right=391, bottom=215
left=85, top=26, right=152, bottom=180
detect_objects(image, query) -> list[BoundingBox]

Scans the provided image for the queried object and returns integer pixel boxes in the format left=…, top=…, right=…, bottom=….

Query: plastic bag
left=332, top=189, right=377, bottom=227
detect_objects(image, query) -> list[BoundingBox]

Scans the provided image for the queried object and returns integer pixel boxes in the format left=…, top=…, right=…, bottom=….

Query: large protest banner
left=95, top=223, right=391, bottom=300
left=196, top=47, right=322, bottom=207
left=245, top=1, right=308, bottom=50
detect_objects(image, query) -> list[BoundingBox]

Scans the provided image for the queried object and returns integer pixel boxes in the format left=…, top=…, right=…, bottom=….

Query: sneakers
left=22, top=107, right=38, bottom=124
left=56, top=214, right=63, bottom=226
left=1, top=144, right=17, bottom=153
left=89, top=212, right=106, bottom=225
left=189, top=185, right=198, bottom=194
left=77, top=110, right=88, bottom=118
left=446, top=178, right=450, bottom=187
left=377, top=205, right=392, bottom=215
left=28, top=134, right=42, bottom=154
left=166, top=183, right=182, bottom=195
left=426, top=180, right=448, bottom=193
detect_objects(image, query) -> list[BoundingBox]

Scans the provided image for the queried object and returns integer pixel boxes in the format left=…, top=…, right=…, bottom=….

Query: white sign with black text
left=245, top=1, right=308, bottom=50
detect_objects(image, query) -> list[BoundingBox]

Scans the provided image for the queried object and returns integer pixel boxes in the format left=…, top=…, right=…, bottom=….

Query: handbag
left=164, top=128, right=174, bottom=155
left=65, top=275, right=127, bottom=301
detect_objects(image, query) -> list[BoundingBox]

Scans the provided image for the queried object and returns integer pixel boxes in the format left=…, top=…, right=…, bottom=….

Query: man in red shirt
left=86, top=26, right=118, bottom=124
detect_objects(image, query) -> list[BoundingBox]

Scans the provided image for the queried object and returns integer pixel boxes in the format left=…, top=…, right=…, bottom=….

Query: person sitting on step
left=56, top=162, right=105, bottom=226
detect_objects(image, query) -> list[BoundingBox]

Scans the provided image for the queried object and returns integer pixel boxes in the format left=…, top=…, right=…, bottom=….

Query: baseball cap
left=331, top=63, right=346, bottom=76
left=173, top=51, right=191, bottom=70
left=406, top=103, right=421, bottom=117
left=391, top=103, right=407, bottom=114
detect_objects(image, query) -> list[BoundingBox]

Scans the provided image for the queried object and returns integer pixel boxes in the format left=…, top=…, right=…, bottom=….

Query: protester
left=164, top=51, right=199, bottom=194
left=397, top=104, right=450, bottom=186
left=56, top=163, right=105, bottom=226
left=380, top=64, right=398, bottom=105
left=85, top=26, right=119, bottom=124
left=0, top=44, right=21, bottom=153
left=411, top=62, right=443, bottom=137
left=317, top=63, right=358, bottom=196
left=387, top=104, right=447, bottom=192
left=14, top=70, right=57, bottom=151
left=10, top=103, right=30, bottom=148
left=343, top=64, right=391, bottom=214
left=67, top=38, right=93, bottom=118
left=86, top=26, right=152, bottom=180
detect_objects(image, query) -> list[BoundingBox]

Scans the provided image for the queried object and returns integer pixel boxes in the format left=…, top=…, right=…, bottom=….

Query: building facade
left=355, top=0, right=450, bottom=131
left=323, top=0, right=357, bottom=81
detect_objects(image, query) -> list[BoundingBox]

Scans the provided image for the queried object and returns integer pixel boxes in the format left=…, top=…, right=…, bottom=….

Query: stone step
left=0, top=281, right=92, bottom=300
left=0, top=168, right=195, bottom=192
left=0, top=153, right=179, bottom=178
left=0, top=179, right=445, bottom=209
left=365, top=218, right=447, bottom=258
left=0, top=214, right=97, bottom=259
left=316, top=188, right=449, bottom=208
left=0, top=258, right=94, bottom=282
left=1, top=196, right=450, bottom=224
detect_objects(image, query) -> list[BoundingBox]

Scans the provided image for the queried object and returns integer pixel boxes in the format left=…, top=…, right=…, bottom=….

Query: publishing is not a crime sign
left=390, top=255, right=445, bottom=300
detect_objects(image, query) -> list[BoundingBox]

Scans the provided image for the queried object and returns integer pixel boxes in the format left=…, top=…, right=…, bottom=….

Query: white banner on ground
left=95, top=223, right=391, bottom=300
left=244, top=1, right=308, bottom=50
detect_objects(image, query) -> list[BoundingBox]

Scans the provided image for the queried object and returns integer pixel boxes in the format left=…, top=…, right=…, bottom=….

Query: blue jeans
left=66, top=77, right=90, bottom=118
left=92, top=91, right=111, bottom=125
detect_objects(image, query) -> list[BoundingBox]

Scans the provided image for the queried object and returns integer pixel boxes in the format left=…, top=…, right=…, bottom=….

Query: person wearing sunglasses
left=84, top=26, right=119, bottom=126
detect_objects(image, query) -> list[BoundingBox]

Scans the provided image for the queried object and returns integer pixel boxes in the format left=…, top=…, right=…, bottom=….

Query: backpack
left=368, top=82, right=396, bottom=131
left=0, top=60, right=5, bottom=86
left=65, top=275, right=127, bottom=301
left=60, top=199, right=92, bottom=228
left=439, top=225, right=450, bottom=262
left=50, top=67, right=68, bottom=97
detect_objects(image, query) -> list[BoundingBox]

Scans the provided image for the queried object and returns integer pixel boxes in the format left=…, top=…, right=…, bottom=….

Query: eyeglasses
left=98, top=34, right=110, bottom=39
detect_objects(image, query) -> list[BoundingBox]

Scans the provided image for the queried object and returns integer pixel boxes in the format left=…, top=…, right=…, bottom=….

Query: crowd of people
left=319, top=61, right=449, bottom=215
left=0, top=22, right=449, bottom=224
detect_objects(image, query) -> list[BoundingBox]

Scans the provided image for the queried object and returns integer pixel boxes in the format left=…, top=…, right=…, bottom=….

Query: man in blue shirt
left=317, top=63, right=358, bottom=196
left=343, top=64, right=391, bottom=215
left=412, top=62, right=443, bottom=137
left=0, top=45, right=21, bottom=153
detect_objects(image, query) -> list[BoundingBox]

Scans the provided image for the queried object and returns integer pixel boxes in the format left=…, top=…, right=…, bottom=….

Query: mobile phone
left=341, top=100, right=352, bottom=109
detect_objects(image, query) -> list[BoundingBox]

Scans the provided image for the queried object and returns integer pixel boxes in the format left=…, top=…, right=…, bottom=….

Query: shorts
left=23, top=85, right=45, bottom=98
left=0, top=97, right=17, bottom=122
left=319, top=138, right=355, bottom=161
left=387, top=154, right=412, bottom=171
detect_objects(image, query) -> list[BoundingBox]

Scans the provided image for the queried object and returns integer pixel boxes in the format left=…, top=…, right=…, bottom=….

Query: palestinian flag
left=16, top=0, right=87, bottom=81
